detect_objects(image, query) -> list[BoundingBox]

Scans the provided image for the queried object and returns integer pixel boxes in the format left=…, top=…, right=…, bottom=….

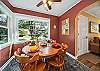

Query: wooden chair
left=47, top=43, right=68, bottom=71
left=14, top=50, right=46, bottom=71
left=61, top=43, right=68, bottom=53
left=14, top=51, right=30, bottom=71
left=30, top=53, right=46, bottom=71
left=47, top=49, right=65, bottom=71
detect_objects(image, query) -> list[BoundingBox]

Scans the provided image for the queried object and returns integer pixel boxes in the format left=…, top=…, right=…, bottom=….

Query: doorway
left=77, top=15, right=89, bottom=57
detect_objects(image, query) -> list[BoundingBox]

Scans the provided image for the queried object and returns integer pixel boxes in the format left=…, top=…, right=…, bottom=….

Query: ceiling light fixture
left=44, top=3, right=47, bottom=7
left=36, top=0, right=62, bottom=10
left=48, top=1, right=53, bottom=6
left=43, top=0, right=46, bottom=4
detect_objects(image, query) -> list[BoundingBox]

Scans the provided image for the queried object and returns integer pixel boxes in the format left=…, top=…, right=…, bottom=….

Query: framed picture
left=62, top=18, right=69, bottom=35
left=90, top=21, right=99, bottom=33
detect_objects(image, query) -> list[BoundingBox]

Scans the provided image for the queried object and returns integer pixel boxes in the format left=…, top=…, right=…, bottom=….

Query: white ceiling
left=83, top=1, right=100, bottom=18
left=8, top=0, right=81, bottom=16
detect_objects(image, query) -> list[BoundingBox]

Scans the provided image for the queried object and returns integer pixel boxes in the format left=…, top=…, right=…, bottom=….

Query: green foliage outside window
left=18, top=19, right=48, bottom=40
left=0, top=27, right=8, bottom=44
left=0, top=12, right=8, bottom=44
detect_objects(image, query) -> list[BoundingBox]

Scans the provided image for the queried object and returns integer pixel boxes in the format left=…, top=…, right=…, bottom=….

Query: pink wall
left=0, top=46, right=10, bottom=67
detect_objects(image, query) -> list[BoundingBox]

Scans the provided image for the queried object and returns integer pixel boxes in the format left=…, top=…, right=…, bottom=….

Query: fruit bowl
left=29, top=45, right=39, bottom=52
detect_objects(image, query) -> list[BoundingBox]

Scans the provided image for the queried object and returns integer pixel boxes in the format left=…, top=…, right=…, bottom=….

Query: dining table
left=22, top=44, right=62, bottom=59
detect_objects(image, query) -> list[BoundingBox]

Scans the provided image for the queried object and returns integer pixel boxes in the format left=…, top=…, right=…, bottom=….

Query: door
left=77, top=15, right=88, bottom=56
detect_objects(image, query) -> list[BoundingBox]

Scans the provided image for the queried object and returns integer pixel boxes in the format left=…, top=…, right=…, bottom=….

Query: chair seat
left=48, top=59, right=64, bottom=67
left=36, top=63, right=46, bottom=71
left=47, top=43, right=68, bottom=71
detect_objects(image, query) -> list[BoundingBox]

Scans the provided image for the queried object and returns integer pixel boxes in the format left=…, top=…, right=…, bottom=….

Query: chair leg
left=60, top=66, right=63, bottom=71
left=22, top=63, right=29, bottom=71
left=53, top=67, right=56, bottom=71
left=47, top=64, right=50, bottom=71
left=20, top=64, right=24, bottom=71
left=34, top=61, right=37, bottom=71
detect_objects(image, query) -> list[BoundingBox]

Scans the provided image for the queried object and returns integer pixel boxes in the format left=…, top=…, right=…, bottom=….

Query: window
left=17, top=19, right=50, bottom=40
left=0, top=14, right=8, bottom=44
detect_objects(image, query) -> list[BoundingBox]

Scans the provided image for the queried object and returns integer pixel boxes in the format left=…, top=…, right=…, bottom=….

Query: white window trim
left=0, top=1, right=13, bottom=50
left=14, top=13, right=50, bottom=41
left=0, top=42, right=11, bottom=50
left=0, top=25, right=8, bottom=28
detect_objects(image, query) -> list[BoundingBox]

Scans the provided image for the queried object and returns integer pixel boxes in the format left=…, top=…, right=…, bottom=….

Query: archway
left=75, top=1, right=100, bottom=70
left=75, top=1, right=100, bottom=57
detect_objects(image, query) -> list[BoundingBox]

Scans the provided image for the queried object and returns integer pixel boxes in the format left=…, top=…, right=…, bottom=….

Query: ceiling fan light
left=44, top=3, right=47, bottom=7
left=43, top=0, right=47, bottom=3
left=48, top=1, right=53, bottom=6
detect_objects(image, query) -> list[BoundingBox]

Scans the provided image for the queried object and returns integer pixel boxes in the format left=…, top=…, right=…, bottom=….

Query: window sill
left=13, top=39, right=30, bottom=44
left=0, top=42, right=11, bottom=50
left=0, top=40, right=30, bottom=50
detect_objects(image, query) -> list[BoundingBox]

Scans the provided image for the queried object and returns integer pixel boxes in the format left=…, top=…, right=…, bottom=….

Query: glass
left=18, top=19, right=49, bottom=40
left=0, top=14, right=8, bottom=27
left=0, top=27, right=8, bottom=44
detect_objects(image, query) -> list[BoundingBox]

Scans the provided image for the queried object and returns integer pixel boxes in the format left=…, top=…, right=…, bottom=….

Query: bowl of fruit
left=29, top=45, right=39, bottom=52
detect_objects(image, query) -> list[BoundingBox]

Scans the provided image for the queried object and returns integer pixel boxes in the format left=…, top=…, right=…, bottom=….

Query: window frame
left=0, top=1, right=13, bottom=50
left=15, top=13, right=50, bottom=41
left=0, top=16, right=10, bottom=49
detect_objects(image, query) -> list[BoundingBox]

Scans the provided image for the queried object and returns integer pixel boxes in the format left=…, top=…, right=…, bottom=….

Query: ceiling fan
left=36, top=0, right=62, bottom=10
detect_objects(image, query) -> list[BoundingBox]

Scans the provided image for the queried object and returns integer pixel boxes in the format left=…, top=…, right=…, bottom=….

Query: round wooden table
left=22, top=45, right=61, bottom=58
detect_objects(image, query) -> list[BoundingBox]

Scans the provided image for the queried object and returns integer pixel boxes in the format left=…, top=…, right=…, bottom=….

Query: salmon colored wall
left=50, top=16, right=59, bottom=41
left=0, top=46, right=10, bottom=67
left=58, top=0, right=97, bottom=55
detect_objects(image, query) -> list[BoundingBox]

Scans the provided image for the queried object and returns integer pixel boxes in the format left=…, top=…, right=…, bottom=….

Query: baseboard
left=66, top=52, right=77, bottom=59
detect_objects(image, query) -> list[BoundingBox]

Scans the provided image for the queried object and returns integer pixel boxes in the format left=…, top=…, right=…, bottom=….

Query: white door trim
left=77, top=15, right=89, bottom=57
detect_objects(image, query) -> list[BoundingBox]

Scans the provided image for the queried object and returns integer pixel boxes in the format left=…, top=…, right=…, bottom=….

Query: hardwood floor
left=77, top=53, right=100, bottom=71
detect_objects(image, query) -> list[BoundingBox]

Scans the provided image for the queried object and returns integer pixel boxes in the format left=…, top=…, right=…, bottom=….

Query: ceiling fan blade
left=47, top=2, right=52, bottom=10
left=50, top=0, right=62, bottom=2
left=36, top=1, right=43, bottom=7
